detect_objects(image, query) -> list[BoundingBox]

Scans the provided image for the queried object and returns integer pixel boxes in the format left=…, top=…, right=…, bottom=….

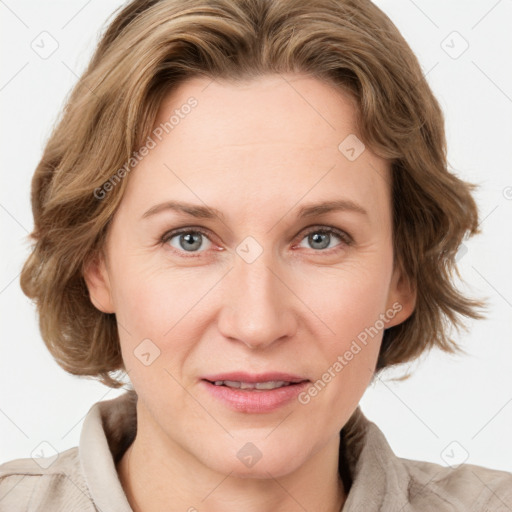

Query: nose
left=217, top=250, right=298, bottom=350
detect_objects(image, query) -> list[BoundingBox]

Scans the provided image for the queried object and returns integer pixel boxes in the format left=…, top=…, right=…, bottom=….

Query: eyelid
left=161, top=226, right=213, bottom=241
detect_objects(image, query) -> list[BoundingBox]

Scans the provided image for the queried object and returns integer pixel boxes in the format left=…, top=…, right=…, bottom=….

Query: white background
left=1, top=0, right=511, bottom=473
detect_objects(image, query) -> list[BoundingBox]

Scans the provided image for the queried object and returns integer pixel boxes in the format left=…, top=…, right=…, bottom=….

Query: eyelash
left=160, top=225, right=353, bottom=258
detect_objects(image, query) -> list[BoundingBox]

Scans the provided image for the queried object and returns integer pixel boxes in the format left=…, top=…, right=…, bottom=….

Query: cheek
left=295, top=263, right=390, bottom=393
left=112, top=259, right=211, bottom=331
left=297, top=278, right=385, bottom=424
left=113, top=252, right=391, bottom=343
left=111, top=265, right=217, bottom=375
left=294, top=261, right=392, bottom=342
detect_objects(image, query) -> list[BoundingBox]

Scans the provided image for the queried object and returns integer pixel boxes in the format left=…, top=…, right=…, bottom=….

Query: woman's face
left=86, top=74, right=415, bottom=478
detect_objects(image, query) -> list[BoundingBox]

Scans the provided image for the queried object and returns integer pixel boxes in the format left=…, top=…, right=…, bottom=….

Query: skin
left=85, top=73, right=416, bottom=512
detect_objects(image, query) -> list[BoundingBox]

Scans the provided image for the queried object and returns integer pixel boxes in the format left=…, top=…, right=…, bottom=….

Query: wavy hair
left=20, top=0, right=485, bottom=387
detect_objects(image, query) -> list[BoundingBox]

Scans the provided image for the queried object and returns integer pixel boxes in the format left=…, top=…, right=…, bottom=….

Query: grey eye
left=298, top=229, right=344, bottom=251
left=168, top=231, right=211, bottom=252
left=308, top=232, right=331, bottom=250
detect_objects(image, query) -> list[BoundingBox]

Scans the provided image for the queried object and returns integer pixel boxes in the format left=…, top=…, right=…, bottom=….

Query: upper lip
left=202, top=372, right=309, bottom=384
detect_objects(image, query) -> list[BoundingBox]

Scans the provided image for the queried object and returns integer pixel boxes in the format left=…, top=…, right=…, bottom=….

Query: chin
left=219, top=458, right=301, bottom=480
left=197, top=438, right=307, bottom=480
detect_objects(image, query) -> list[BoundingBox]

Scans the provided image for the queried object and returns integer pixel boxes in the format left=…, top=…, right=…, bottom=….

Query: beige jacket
left=1, top=390, right=511, bottom=511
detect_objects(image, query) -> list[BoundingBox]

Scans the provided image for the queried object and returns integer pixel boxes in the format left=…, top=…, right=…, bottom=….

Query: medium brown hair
left=20, top=0, right=485, bottom=387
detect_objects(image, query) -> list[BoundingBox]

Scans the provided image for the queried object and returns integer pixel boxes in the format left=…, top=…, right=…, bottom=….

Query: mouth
left=204, top=379, right=308, bottom=390
left=200, top=372, right=310, bottom=413
left=201, top=371, right=309, bottom=390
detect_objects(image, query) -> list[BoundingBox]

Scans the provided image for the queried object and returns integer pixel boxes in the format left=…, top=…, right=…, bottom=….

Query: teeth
left=224, top=380, right=242, bottom=388
left=212, top=380, right=291, bottom=390
left=254, top=381, right=288, bottom=390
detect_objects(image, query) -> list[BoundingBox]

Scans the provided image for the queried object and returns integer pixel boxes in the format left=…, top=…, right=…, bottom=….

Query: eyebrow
left=142, top=201, right=225, bottom=220
left=141, top=199, right=368, bottom=221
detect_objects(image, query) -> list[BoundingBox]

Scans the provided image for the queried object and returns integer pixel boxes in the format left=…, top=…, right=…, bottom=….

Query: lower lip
left=201, top=380, right=310, bottom=413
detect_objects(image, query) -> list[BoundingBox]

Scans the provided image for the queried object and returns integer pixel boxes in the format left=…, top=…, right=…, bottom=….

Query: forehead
left=119, top=74, right=391, bottom=225
left=155, top=74, right=361, bottom=155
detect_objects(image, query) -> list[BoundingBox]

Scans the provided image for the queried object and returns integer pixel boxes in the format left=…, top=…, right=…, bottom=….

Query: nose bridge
left=218, top=242, right=296, bottom=349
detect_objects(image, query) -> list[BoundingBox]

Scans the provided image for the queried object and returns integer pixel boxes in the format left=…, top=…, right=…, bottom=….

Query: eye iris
left=309, top=232, right=330, bottom=250
left=180, top=232, right=202, bottom=251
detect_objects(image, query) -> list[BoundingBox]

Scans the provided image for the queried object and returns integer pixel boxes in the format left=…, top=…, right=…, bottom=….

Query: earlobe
left=385, top=265, right=416, bottom=328
left=83, top=251, right=115, bottom=314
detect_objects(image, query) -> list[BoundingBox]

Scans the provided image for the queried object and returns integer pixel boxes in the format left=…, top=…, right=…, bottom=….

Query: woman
left=1, top=0, right=511, bottom=510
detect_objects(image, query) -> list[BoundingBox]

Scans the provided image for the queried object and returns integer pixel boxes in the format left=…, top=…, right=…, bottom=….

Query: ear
left=83, top=250, right=115, bottom=314
left=384, top=262, right=416, bottom=328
